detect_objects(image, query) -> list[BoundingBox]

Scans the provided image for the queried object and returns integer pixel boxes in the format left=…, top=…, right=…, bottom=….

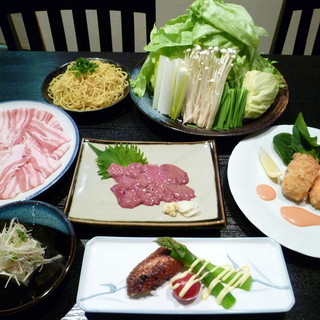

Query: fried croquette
left=309, top=172, right=320, bottom=209
left=281, top=153, right=320, bottom=202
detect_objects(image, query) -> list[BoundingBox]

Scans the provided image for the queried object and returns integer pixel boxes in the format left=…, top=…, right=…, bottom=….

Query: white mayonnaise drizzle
left=170, top=258, right=251, bottom=304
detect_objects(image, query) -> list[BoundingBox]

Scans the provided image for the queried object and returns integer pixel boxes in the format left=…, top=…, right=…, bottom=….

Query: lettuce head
left=242, top=70, right=279, bottom=119
left=131, top=0, right=273, bottom=98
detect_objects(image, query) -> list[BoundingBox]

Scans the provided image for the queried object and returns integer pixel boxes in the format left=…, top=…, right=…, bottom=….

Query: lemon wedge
left=259, top=147, right=281, bottom=178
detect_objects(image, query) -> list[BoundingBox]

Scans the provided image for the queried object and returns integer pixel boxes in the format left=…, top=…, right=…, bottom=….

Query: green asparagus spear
left=156, top=237, right=252, bottom=309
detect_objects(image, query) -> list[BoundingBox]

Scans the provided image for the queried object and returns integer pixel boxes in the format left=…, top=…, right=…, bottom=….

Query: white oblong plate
left=228, top=125, right=320, bottom=258
left=76, top=236, right=294, bottom=314
left=0, top=100, right=79, bottom=206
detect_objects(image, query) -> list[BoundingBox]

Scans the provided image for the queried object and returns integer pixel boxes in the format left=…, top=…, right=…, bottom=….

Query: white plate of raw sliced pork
left=0, top=100, right=79, bottom=205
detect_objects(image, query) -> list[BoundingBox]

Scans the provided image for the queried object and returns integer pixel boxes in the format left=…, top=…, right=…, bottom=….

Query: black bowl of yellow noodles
left=42, top=57, right=130, bottom=121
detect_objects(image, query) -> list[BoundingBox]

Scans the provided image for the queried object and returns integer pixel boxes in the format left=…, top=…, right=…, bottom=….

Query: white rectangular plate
left=65, top=139, right=225, bottom=227
left=76, top=237, right=294, bottom=314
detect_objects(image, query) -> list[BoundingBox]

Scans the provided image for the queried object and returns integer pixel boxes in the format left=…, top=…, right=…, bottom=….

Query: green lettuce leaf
left=242, top=70, right=279, bottom=119
left=189, top=0, right=267, bottom=48
left=131, top=0, right=272, bottom=98
left=89, top=143, right=148, bottom=179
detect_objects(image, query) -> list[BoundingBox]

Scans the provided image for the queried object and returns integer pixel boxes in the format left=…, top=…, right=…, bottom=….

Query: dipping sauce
left=280, top=206, right=320, bottom=227
left=256, top=184, right=276, bottom=201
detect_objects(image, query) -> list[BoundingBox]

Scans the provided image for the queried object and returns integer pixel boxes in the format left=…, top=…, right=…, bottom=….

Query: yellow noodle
left=47, top=60, right=128, bottom=111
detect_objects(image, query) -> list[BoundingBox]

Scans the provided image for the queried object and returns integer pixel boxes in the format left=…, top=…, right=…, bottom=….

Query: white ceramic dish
left=0, top=100, right=79, bottom=206
left=76, top=236, right=294, bottom=314
left=65, top=139, right=225, bottom=227
left=228, top=125, right=320, bottom=258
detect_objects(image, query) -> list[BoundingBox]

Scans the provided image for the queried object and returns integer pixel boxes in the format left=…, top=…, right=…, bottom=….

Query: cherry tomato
left=172, top=273, right=201, bottom=301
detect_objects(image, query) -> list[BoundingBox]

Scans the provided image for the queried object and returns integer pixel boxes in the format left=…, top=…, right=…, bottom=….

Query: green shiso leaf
left=89, top=143, right=148, bottom=179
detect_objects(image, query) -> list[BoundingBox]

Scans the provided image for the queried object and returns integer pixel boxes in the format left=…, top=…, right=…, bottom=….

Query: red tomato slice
left=172, top=273, right=201, bottom=301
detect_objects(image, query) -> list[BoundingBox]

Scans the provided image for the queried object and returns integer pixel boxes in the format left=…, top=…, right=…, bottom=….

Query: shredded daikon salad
left=0, top=218, right=62, bottom=287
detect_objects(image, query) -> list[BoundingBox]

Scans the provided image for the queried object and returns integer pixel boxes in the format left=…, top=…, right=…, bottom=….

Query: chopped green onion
left=69, top=57, right=99, bottom=77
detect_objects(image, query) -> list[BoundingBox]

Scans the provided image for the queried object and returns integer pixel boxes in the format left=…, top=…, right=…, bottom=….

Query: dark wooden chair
left=0, top=0, right=156, bottom=51
left=271, top=0, right=320, bottom=55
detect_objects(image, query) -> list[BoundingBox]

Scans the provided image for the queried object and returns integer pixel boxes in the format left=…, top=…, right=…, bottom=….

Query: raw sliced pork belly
left=108, top=163, right=195, bottom=208
left=0, top=108, right=71, bottom=200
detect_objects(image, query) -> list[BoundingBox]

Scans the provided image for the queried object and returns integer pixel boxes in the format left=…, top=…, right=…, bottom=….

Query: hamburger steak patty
left=126, top=247, right=183, bottom=296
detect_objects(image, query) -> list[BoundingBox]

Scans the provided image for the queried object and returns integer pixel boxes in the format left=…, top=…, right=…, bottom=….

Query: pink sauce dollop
left=280, top=206, right=320, bottom=227
left=256, top=184, right=276, bottom=201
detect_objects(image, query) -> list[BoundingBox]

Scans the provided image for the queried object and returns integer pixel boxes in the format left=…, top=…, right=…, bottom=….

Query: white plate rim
left=0, top=100, right=80, bottom=205
left=228, top=124, right=320, bottom=258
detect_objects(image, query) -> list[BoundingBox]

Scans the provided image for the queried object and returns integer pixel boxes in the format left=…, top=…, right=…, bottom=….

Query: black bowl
left=0, top=200, right=76, bottom=316
left=41, top=58, right=130, bottom=119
